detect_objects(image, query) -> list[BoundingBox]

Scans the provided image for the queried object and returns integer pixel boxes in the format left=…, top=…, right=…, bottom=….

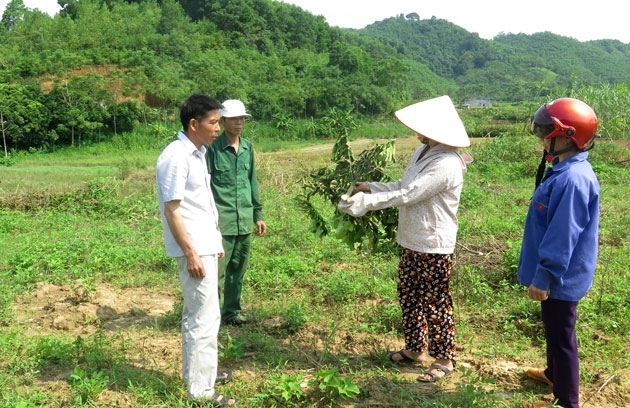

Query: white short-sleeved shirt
left=156, top=132, right=223, bottom=257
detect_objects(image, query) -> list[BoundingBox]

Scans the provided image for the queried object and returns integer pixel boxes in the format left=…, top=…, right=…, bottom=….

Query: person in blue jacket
left=518, top=98, right=600, bottom=408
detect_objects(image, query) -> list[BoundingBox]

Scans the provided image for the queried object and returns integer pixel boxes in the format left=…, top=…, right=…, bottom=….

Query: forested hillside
left=1, top=0, right=629, bottom=151
left=359, top=15, right=630, bottom=101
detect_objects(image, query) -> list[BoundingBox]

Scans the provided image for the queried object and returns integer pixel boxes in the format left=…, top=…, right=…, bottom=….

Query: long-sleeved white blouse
left=339, top=143, right=468, bottom=254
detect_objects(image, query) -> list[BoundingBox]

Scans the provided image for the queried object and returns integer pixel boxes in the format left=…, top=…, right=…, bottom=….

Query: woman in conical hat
left=338, top=95, right=470, bottom=382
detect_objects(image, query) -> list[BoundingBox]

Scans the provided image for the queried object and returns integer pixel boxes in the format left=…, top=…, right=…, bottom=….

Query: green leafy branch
left=297, top=127, right=398, bottom=252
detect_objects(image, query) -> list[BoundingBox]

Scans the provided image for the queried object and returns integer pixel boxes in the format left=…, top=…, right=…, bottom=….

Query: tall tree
left=45, top=74, right=112, bottom=147
left=1, top=0, right=27, bottom=31
left=0, top=83, right=50, bottom=150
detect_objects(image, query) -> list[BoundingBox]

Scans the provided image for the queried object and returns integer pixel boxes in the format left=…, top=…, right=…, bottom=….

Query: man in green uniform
left=206, top=99, right=266, bottom=325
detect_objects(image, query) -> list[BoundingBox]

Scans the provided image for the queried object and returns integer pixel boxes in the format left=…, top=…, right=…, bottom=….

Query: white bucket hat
left=394, top=95, right=470, bottom=147
left=220, top=99, right=251, bottom=118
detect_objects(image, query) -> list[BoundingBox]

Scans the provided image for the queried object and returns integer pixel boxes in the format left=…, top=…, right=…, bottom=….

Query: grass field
left=0, top=130, right=628, bottom=407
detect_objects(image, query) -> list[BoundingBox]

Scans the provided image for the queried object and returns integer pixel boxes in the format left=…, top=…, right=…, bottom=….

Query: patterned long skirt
left=397, top=248, right=455, bottom=360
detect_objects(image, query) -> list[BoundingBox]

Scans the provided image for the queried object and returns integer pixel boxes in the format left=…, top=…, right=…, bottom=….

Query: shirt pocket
left=532, top=192, right=550, bottom=226
left=212, top=155, right=235, bottom=185
left=237, top=159, right=251, bottom=173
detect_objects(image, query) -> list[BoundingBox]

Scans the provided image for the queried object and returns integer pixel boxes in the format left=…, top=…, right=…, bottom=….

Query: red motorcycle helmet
left=531, top=98, right=598, bottom=150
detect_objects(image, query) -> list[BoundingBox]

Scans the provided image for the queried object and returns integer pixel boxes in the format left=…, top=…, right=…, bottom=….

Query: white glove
left=337, top=192, right=368, bottom=217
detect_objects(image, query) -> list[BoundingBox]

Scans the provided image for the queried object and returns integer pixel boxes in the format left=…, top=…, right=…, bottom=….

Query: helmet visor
left=531, top=104, right=555, bottom=138
left=531, top=104, right=575, bottom=140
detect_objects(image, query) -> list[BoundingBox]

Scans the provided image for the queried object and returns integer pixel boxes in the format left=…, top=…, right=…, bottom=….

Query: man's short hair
left=180, top=94, right=223, bottom=131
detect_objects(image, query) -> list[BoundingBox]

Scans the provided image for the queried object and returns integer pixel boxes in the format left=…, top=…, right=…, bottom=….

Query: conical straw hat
left=394, top=95, right=470, bottom=147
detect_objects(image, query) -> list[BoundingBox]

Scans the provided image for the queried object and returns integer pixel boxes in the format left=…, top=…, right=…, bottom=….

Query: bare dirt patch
left=15, top=282, right=175, bottom=336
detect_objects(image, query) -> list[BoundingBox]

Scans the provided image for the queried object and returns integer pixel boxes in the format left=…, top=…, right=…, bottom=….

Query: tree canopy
left=1, top=0, right=629, bottom=151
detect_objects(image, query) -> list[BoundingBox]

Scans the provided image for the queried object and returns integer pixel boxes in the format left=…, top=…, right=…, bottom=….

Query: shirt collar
left=552, top=150, right=588, bottom=170
left=215, top=132, right=249, bottom=152
left=178, top=131, right=207, bottom=156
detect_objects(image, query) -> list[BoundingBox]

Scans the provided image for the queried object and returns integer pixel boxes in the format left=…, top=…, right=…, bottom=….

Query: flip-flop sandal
left=387, top=350, right=417, bottom=364
left=208, top=392, right=239, bottom=407
left=417, top=363, right=453, bottom=383
left=190, top=392, right=239, bottom=407
left=215, top=369, right=233, bottom=384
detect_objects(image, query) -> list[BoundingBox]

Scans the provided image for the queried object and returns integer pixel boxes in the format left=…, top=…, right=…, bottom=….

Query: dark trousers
left=541, top=298, right=580, bottom=408
left=218, top=234, right=251, bottom=321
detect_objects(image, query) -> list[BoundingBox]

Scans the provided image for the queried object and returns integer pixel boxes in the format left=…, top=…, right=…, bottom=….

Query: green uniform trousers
left=218, top=234, right=251, bottom=321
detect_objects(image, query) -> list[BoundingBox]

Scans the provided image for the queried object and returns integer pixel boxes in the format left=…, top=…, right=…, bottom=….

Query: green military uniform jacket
left=206, top=133, right=263, bottom=235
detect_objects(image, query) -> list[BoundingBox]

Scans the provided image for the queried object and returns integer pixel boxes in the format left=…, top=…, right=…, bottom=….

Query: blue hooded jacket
left=517, top=151, right=600, bottom=302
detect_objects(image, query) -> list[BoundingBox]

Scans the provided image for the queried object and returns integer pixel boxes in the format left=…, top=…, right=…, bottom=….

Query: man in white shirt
left=156, top=93, right=238, bottom=407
